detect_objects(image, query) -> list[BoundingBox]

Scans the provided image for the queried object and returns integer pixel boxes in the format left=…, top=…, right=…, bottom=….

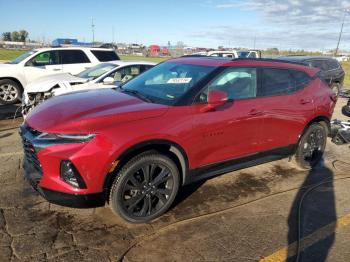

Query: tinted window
left=259, top=68, right=310, bottom=97
left=196, top=67, right=257, bottom=103
left=91, top=50, right=120, bottom=61
left=26, top=51, right=59, bottom=66
left=309, top=60, right=328, bottom=71
left=109, top=65, right=142, bottom=83
left=60, top=50, right=90, bottom=64
left=326, top=59, right=340, bottom=70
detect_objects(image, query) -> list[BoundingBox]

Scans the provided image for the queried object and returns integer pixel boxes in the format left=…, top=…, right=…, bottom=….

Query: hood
left=26, top=89, right=169, bottom=133
left=0, top=63, right=17, bottom=76
left=25, top=73, right=88, bottom=93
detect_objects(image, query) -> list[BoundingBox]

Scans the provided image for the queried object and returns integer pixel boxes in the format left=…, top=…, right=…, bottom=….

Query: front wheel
left=109, top=152, right=180, bottom=223
left=293, top=123, right=327, bottom=170
left=0, top=79, right=22, bottom=105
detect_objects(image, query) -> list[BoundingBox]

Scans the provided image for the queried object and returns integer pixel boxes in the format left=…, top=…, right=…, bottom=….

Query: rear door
left=256, top=68, right=314, bottom=150
left=59, top=50, right=92, bottom=75
left=23, top=50, right=62, bottom=83
left=190, top=67, right=264, bottom=167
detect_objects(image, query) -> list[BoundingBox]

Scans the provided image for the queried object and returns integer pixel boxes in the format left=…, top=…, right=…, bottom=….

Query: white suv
left=0, top=47, right=120, bottom=104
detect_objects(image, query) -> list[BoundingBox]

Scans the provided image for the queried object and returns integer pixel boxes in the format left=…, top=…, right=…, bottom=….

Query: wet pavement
left=0, top=97, right=350, bottom=261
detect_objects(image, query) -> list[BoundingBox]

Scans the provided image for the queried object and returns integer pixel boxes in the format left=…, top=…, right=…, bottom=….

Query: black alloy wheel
left=109, top=152, right=180, bottom=223
left=294, top=123, right=327, bottom=169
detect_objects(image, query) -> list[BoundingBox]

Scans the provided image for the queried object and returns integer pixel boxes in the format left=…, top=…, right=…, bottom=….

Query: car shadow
left=0, top=104, right=22, bottom=120
left=287, top=164, right=336, bottom=261
left=170, top=180, right=205, bottom=209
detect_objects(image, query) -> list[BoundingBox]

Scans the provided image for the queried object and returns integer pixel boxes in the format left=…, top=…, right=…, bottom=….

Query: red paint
left=25, top=58, right=335, bottom=195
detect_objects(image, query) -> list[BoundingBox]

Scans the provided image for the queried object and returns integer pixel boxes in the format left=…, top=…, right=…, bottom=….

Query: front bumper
left=20, top=124, right=110, bottom=208
left=23, top=156, right=105, bottom=208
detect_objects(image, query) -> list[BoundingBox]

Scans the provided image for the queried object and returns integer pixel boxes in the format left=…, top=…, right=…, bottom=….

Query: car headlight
left=36, top=133, right=95, bottom=143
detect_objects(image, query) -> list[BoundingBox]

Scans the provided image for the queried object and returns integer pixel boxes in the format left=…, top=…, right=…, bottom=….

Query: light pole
left=335, top=9, right=350, bottom=56
left=91, top=17, right=95, bottom=45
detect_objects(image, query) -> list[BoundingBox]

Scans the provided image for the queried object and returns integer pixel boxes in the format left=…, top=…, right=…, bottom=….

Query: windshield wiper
left=121, top=89, right=153, bottom=103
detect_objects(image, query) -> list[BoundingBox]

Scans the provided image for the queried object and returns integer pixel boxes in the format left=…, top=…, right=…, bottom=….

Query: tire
left=109, top=151, right=180, bottom=223
left=293, top=123, right=327, bottom=170
left=0, top=79, right=22, bottom=105
left=342, top=105, right=350, bottom=117
left=330, top=83, right=341, bottom=97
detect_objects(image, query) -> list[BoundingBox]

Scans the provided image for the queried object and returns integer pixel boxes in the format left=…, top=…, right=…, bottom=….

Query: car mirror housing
left=201, top=90, right=229, bottom=112
left=103, top=77, right=115, bottom=85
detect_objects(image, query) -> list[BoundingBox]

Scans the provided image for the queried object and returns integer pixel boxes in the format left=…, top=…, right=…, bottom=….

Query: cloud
left=193, top=0, right=350, bottom=50
left=217, top=0, right=350, bottom=25
left=189, top=24, right=350, bottom=50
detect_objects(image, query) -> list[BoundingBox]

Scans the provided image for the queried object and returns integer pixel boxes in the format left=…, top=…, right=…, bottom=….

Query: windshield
left=77, top=63, right=118, bottom=80
left=10, top=50, right=37, bottom=64
left=121, top=61, right=216, bottom=105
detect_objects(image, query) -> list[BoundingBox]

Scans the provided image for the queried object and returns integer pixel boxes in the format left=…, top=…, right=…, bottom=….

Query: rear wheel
left=109, top=151, right=180, bottom=223
left=293, top=123, right=327, bottom=170
left=0, top=79, right=22, bottom=104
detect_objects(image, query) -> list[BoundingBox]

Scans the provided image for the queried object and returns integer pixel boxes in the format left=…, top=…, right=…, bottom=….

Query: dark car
left=278, top=56, right=345, bottom=95
left=20, top=57, right=336, bottom=223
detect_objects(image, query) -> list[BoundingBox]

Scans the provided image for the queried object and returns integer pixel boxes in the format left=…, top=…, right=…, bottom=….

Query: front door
left=190, top=67, right=263, bottom=168
left=23, top=50, right=62, bottom=83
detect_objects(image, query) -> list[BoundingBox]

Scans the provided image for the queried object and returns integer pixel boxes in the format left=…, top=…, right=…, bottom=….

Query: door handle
left=248, top=109, right=263, bottom=116
left=300, top=99, right=312, bottom=105
left=52, top=68, right=61, bottom=71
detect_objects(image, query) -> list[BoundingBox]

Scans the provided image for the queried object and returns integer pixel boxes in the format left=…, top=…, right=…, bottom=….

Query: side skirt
left=184, top=144, right=296, bottom=185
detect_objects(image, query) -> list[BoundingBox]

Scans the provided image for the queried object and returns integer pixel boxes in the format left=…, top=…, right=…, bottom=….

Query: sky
left=1, top=0, right=350, bottom=51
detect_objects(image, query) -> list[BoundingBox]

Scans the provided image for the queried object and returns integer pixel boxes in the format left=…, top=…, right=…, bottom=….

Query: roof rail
left=230, top=57, right=307, bottom=66
left=178, top=55, right=308, bottom=66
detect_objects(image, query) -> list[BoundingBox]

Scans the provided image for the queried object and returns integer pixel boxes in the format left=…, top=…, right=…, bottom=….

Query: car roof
left=33, top=47, right=116, bottom=52
left=277, top=56, right=336, bottom=62
left=111, top=60, right=156, bottom=66
left=169, top=57, right=319, bottom=77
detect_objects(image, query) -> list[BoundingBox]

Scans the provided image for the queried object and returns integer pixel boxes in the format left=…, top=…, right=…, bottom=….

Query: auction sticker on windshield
left=167, top=78, right=192, bottom=84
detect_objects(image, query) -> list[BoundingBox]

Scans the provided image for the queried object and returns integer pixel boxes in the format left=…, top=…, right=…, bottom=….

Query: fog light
left=60, top=160, right=87, bottom=189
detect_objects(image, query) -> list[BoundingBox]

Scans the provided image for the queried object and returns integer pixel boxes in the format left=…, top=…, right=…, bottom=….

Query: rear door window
left=259, top=68, right=310, bottom=97
left=91, top=50, right=120, bottom=61
left=59, top=50, right=90, bottom=64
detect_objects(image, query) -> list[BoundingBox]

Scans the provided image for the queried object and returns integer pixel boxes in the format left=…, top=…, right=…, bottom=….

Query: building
left=51, top=38, right=93, bottom=47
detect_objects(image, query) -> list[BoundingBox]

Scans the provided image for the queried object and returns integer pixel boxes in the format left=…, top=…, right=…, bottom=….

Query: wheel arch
left=0, top=77, right=24, bottom=93
left=297, top=115, right=331, bottom=147
left=103, top=139, right=189, bottom=197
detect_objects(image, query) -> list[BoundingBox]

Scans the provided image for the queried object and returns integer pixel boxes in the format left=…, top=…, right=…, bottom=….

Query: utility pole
left=335, top=9, right=350, bottom=56
left=91, top=17, right=95, bottom=45
left=112, top=26, right=115, bottom=44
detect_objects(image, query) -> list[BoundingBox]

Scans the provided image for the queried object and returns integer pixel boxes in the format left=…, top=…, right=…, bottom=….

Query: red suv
left=20, top=57, right=336, bottom=223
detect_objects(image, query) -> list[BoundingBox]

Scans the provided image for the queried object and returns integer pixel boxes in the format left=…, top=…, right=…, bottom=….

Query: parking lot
left=0, top=97, right=349, bottom=261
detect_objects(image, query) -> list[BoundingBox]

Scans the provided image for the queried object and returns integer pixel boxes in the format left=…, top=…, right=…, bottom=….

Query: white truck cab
left=0, top=47, right=120, bottom=104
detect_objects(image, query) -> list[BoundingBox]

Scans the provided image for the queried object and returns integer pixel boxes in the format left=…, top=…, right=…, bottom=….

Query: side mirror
left=103, top=77, right=115, bottom=85
left=113, top=80, right=123, bottom=87
left=201, top=90, right=229, bottom=112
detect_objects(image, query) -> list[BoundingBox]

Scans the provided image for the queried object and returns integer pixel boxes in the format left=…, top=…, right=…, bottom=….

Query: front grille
left=22, top=137, right=42, bottom=175
left=27, top=125, right=42, bottom=137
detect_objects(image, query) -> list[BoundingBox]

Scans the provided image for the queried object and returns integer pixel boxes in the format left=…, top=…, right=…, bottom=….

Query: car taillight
left=330, top=94, right=337, bottom=102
